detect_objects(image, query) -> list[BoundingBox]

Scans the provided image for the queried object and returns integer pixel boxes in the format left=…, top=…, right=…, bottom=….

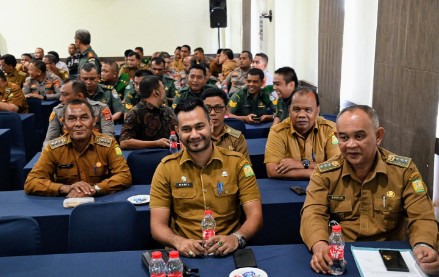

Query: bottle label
left=202, top=229, right=215, bottom=240
left=168, top=273, right=183, bottom=277
left=329, top=245, right=344, bottom=260
left=170, top=141, right=178, bottom=149
left=150, top=274, right=166, bottom=277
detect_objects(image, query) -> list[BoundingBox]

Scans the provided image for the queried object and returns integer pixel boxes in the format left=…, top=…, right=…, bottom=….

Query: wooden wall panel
left=373, top=0, right=439, bottom=191
left=242, top=0, right=251, bottom=51
left=318, top=0, right=345, bottom=114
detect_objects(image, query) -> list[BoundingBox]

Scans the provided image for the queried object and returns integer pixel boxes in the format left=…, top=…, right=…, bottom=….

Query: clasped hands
left=175, top=234, right=239, bottom=258
left=59, top=181, right=96, bottom=198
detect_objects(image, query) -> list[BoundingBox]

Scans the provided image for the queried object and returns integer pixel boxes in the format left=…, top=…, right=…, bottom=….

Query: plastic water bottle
left=201, top=209, right=216, bottom=250
left=328, top=225, right=345, bottom=275
left=149, top=251, right=166, bottom=277
left=169, top=131, right=179, bottom=154
left=166, top=250, right=184, bottom=277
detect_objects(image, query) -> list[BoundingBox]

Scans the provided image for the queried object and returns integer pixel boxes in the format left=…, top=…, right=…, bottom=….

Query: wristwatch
left=302, top=159, right=310, bottom=169
left=94, top=184, right=103, bottom=196
left=232, top=232, right=247, bottom=248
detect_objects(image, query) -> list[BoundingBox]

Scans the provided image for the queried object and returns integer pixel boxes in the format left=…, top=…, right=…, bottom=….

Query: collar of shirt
left=288, top=116, right=322, bottom=138
left=341, top=147, right=388, bottom=181
left=211, top=125, right=228, bottom=142
left=179, top=143, right=224, bottom=167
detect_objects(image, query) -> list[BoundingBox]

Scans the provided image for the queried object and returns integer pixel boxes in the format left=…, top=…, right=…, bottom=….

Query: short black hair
left=255, top=53, right=269, bottom=63
left=134, top=69, right=153, bottom=78
left=189, top=64, right=206, bottom=76
left=0, top=54, right=17, bottom=67
left=194, top=47, right=204, bottom=53
left=139, top=76, right=161, bottom=99
left=159, top=52, right=171, bottom=59
left=47, top=51, right=60, bottom=63
left=101, top=59, right=119, bottom=72
left=222, top=49, right=234, bottom=60
left=63, top=79, right=89, bottom=98
left=127, top=51, right=140, bottom=60
left=241, top=50, right=253, bottom=60
left=181, top=45, right=191, bottom=52
left=247, top=68, right=264, bottom=80
left=151, top=57, right=165, bottom=66
left=216, top=48, right=223, bottom=54
left=134, top=47, right=144, bottom=53
left=44, top=54, right=57, bottom=64
left=63, top=98, right=94, bottom=119
left=21, top=53, right=32, bottom=60
left=274, top=66, right=298, bottom=86
left=200, top=88, right=228, bottom=106
left=80, top=63, right=97, bottom=73
left=31, top=60, right=46, bottom=73
left=291, top=87, right=320, bottom=107
left=174, top=98, right=210, bottom=122
left=0, top=70, right=7, bottom=82
left=124, top=49, right=133, bottom=57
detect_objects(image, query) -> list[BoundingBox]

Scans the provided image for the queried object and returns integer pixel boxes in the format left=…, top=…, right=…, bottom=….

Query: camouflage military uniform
left=44, top=98, right=115, bottom=147
left=228, top=85, right=277, bottom=117
left=88, top=84, right=124, bottom=115
left=162, top=75, right=178, bottom=106
left=123, top=89, right=141, bottom=112
left=0, top=81, right=28, bottom=113
left=78, top=47, right=101, bottom=73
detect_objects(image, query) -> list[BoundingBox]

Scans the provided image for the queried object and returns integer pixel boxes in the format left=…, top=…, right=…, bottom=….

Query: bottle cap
left=204, top=209, right=213, bottom=215
left=332, top=225, right=342, bottom=232
left=169, top=250, right=179, bottom=258
left=151, top=251, right=162, bottom=259
left=170, top=131, right=176, bottom=135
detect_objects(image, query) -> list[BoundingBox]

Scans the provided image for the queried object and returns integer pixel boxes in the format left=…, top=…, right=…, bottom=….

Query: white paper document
left=351, top=246, right=427, bottom=277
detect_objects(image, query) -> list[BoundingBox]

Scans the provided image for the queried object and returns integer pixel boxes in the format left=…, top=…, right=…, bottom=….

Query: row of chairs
left=0, top=201, right=139, bottom=257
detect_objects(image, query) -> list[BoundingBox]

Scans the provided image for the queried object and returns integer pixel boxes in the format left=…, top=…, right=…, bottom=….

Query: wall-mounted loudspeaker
left=210, top=0, right=227, bottom=28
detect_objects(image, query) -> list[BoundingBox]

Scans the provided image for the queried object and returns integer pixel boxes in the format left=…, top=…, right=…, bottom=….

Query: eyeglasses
left=205, top=105, right=225, bottom=113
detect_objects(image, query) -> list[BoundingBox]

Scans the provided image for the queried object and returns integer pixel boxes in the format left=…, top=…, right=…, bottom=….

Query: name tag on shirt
left=328, top=195, right=345, bottom=201
left=176, top=182, right=193, bottom=188
left=58, top=164, right=73, bottom=169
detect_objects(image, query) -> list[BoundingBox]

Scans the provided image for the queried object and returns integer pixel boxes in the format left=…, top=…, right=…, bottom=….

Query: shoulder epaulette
left=95, top=136, right=112, bottom=147
left=318, top=160, right=341, bottom=173
left=162, top=151, right=183, bottom=163
left=49, top=137, right=69, bottom=149
left=272, top=121, right=290, bottom=133
left=225, top=126, right=241, bottom=138
left=386, top=154, right=411, bottom=168
left=18, top=71, right=27, bottom=77
left=100, top=84, right=114, bottom=90
left=218, top=146, right=243, bottom=158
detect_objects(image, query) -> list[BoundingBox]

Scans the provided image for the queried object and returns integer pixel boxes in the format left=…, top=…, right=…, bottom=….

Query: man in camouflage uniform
left=100, top=59, right=133, bottom=103
left=223, top=51, right=252, bottom=96
left=44, top=79, right=115, bottom=148
left=0, top=54, right=27, bottom=88
left=22, top=60, right=62, bottom=100
left=75, top=29, right=101, bottom=73
left=123, top=69, right=153, bottom=113
left=228, top=68, right=277, bottom=124
left=25, top=99, right=131, bottom=197
left=300, top=105, right=439, bottom=276
left=150, top=57, right=178, bottom=106
left=16, top=53, right=32, bottom=77
left=272, top=66, right=299, bottom=125
left=79, top=63, right=123, bottom=122
left=0, top=69, right=28, bottom=113
left=201, top=88, right=250, bottom=162
left=172, top=64, right=216, bottom=108
left=119, top=51, right=147, bottom=81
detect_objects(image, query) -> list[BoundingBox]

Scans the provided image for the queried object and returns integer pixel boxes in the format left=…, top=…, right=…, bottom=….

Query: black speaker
left=210, top=0, right=227, bottom=28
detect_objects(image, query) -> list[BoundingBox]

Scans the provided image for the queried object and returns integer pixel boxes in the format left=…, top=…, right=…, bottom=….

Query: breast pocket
left=211, top=182, right=239, bottom=215
left=172, top=187, right=197, bottom=216
left=56, top=166, right=78, bottom=185
left=329, top=200, right=352, bottom=222
left=374, top=197, right=403, bottom=231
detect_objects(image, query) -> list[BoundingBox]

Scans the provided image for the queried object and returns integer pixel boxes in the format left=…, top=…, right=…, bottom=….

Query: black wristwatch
left=302, top=159, right=310, bottom=169
left=232, top=232, right=247, bottom=248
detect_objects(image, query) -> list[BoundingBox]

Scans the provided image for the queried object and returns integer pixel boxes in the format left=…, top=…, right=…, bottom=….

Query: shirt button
left=204, top=189, right=208, bottom=193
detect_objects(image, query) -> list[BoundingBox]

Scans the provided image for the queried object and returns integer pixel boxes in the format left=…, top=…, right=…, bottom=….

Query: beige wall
left=0, top=0, right=243, bottom=58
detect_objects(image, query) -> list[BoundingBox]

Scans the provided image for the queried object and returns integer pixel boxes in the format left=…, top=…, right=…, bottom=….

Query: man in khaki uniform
left=201, top=87, right=250, bottom=162
left=0, top=54, right=27, bottom=88
left=175, top=56, right=192, bottom=89
left=265, top=87, right=339, bottom=180
left=25, top=98, right=131, bottom=197
left=0, top=70, right=28, bottom=113
left=218, top=48, right=238, bottom=79
left=44, top=79, right=115, bottom=147
left=150, top=99, right=262, bottom=258
left=300, top=105, right=439, bottom=275
left=16, top=53, right=32, bottom=76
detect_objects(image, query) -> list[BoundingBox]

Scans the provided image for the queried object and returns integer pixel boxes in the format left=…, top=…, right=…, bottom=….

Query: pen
left=312, top=151, right=315, bottom=162
left=382, top=195, right=386, bottom=209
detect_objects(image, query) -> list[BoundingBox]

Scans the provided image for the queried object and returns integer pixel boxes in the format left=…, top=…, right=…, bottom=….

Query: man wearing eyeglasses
left=79, top=63, right=123, bottom=122
left=172, top=64, right=216, bottom=108
left=201, top=88, right=250, bottom=162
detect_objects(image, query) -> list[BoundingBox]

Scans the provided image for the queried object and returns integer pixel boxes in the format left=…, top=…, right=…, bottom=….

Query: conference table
left=0, top=179, right=307, bottom=254
left=0, top=241, right=412, bottom=277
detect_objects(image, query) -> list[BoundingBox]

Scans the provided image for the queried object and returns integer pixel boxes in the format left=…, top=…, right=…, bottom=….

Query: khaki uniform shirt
left=5, top=69, right=27, bottom=88
left=52, top=68, right=69, bottom=81
left=25, top=132, right=132, bottom=196
left=212, top=125, right=251, bottom=163
left=78, top=47, right=101, bottom=73
left=265, top=116, right=339, bottom=164
left=300, top=147, right=438, bottom=250
left=22, top=72, right=62, bottom=100
left=119, top=64, right=148, bottom=81
left=171, top=59, right=183, bottom=72
left=44, top=99, right=115, bottom=147
left=0, top=82, right=29, bottom=113
left=224, top=67, right=250, bottom=95
left=150, top=144, right=260, bottom=240
left=89, top=85, right=124, bottom=115
left=175, top=70, right=188, bottom=90
left=228, top=86, right=277, bottom=117
left=221, top=59, right=238, bottom=78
